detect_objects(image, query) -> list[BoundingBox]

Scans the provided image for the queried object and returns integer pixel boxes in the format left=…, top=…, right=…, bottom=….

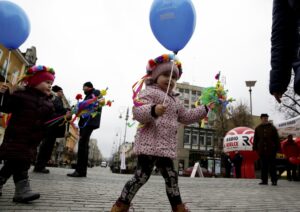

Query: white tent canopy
left=274, top=115, right=300, bottom=138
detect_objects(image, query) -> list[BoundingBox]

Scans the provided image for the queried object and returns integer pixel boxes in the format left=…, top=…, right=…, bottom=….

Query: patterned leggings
left=117, top=155, right=182, bottom=207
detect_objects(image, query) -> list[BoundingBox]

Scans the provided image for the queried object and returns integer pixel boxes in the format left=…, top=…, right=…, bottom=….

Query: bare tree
left=211, top=108, right=230, bottom=138
left=212, top=101, right=253, bottom=137
left=228, top=101, right=253, bottom=128
left=275, top=74, right=300, bottom=119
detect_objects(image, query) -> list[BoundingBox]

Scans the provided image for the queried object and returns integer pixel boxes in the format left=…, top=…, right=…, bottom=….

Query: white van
left=100, top=161, right=107, bottom=168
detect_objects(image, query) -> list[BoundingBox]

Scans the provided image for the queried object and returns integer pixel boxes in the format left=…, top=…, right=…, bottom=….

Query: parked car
left=100, top=161, right=108, bottom=168
left=182, top=166, right=213, bottom=177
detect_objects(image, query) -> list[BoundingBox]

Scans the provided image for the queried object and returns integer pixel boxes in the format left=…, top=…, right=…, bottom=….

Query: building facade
left=88, top=138, right=102, bottom=166
left=0, top=45, right=32, bottom=144
left=174, top=82, right=223, bottom=174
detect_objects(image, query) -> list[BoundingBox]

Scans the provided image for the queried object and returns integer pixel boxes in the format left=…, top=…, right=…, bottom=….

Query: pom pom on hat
left=22, top=65, right=55, bottom=87
left=146, top=54, right=182, bottom=81
left=83, top=81, right=93, bottom=88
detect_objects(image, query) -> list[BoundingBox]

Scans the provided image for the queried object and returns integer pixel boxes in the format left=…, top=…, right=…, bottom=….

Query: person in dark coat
left=67, top=81, right=101, bottom=177
left=223, top=152, right=233, bottom=178
left=232, top=151, right=243, bottom=178
left=34, top=85, right=69, bottom=173
left=253, top=114, right=280, bottom=186
left=269, top=0, right=300, bottom=103
left=0, top=66, right=69, bottom=202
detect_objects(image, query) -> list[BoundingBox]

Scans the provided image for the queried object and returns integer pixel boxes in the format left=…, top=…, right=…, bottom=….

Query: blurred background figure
left=232, top=151, right=243, bottom=178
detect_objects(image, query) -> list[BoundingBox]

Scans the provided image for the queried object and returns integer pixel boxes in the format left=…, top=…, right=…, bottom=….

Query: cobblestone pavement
left=0, top=166, right=299, bottom=211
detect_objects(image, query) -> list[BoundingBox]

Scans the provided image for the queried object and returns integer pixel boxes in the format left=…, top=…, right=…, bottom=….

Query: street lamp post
left=123, top=107, right=129, bottom=144
left=119, top=107, right=129, bottom=173
left=245, top=81, right=256, bottom=116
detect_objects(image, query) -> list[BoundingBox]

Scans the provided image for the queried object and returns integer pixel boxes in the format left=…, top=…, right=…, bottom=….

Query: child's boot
left=172, top=203, right=190, bottom=212
left=111, top=200, right=130, bottom=212
left=13, top=179, right=40, bottom=203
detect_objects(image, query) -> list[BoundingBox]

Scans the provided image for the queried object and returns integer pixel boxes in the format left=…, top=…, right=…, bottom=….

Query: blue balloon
left=150, top=0, right=196, bottom=53
left=0, top=1, right=30, bottom=49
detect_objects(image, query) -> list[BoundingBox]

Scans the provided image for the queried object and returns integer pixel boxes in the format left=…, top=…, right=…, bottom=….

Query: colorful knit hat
left=21, top=65, right=55, bottom=87
left=132, top=54, right=183, bottom=107
left=146, top=54, right=182, bottom=80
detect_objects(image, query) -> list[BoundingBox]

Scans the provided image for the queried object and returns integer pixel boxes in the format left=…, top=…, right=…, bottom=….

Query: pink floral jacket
left=133, top=85, right=207, bottom=159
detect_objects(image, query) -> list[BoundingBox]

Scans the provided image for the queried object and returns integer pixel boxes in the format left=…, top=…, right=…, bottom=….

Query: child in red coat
left=0, top=66, right=70, bottom=203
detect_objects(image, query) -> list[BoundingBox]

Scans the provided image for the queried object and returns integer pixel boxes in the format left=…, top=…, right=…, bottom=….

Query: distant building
left=88, top=138, right=102, bottom=166
left=174, top=82, right=223, bottom=173
left=111, top=142, right=136, bottom=173
left=0, top=44, right=31, bottom=144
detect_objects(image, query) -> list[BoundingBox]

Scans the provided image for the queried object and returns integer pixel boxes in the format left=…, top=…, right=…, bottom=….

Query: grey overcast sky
left=9, top=0, right=280, bottom=158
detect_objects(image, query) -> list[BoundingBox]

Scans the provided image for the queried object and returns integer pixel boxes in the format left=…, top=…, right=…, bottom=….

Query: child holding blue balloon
left=111, top=54, right=214, bottom=212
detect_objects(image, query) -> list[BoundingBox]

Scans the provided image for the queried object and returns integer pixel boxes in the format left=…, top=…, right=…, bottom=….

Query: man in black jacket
left=67, top=82, right=102, bottom=177
left=253, top=114, right=280, bottom=185
left=34, top=85, right=69, bottom=173
left=269, top=0, right=300, bottom=103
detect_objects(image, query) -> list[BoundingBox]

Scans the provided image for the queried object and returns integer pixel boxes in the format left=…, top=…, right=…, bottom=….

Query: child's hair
left=20, top=65, right=55, bottom=87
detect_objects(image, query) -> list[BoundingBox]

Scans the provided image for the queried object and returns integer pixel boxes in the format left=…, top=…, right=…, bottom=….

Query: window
left=199, top=131, right=205, bottom=150
left=206, top=132, right=213, bottom=146
left=11, top=69, right=20, bottom=85
left=184, top=89, right=189, bottom=99
left=191, top=95, right=197, bottom=102
left=1, top=59, right=10, bottom=77
left=214, top=135, right=219, bottom=149
left=184, top=129, right=191, bottom=149
left=192, top=132, right=198, bottom=150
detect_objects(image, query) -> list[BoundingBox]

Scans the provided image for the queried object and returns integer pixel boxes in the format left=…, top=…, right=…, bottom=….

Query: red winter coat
left=0, top=87, right=55, bottom=161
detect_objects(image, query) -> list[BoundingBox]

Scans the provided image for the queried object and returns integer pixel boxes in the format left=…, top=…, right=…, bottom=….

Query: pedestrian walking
left=253, top=113, right=280, bottom=186
left=0, top=66, right=71, bottom=202
left=111, top=54, right=214, bottom=212
left=67, top=81, right=102, bottom=177
left=34, top=85, right=69, bottom=173
left=269, top=0, right=300, bottom=103
left=282, top=135, right=298, bottom=181
left=232, top=151, right=243, bottom=178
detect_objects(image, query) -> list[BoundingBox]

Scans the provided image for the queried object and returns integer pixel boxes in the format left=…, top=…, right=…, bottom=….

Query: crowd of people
left=1, top=1, right=300, bottom=211
left=0, top=66, right=101, bottom=203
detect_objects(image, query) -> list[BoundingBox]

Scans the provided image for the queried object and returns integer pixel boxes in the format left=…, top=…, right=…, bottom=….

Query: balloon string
left=1, top=50, right=11, bottom=106
left=162, top=60, right=175, bottom=106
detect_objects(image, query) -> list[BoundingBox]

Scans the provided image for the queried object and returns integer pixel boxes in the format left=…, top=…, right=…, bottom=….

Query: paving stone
left=0, top=166, right=299, bottom=211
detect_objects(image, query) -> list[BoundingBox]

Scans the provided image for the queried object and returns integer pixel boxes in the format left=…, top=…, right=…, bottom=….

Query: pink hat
left=22, top=65, right=55, bottom=87
left=146, top=54, right=182, bottom=81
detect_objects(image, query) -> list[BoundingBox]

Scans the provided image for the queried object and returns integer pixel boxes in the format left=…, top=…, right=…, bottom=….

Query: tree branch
left=282, top=103, right=300, bottom=115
